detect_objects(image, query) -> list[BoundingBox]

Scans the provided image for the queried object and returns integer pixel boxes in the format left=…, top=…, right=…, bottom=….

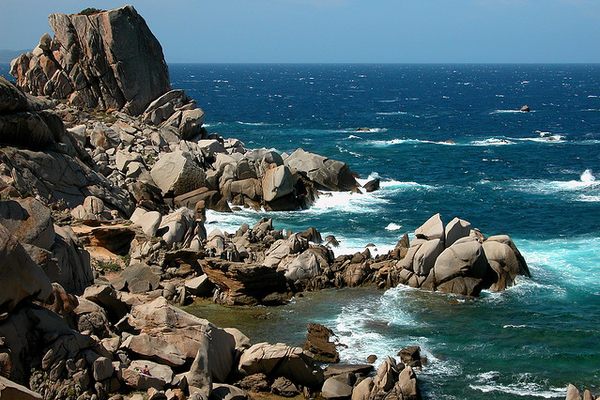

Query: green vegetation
left=95, top=260, right=121, bottom=272
left=79, top=8, right=104, bottom=16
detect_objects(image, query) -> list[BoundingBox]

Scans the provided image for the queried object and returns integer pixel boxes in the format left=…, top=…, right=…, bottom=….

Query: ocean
left=4, top=63, right=600, bottom=398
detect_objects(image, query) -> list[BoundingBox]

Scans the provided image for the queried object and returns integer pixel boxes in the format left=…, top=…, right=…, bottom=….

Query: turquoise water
left=3, top=63, right=599, bottom=397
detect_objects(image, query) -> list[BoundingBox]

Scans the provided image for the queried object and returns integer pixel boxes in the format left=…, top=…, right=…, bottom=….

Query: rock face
left=0, top=77, right=62, bottom=150
left=10, top=6, right=170, bottom=115
left=0, top=224, right=52, bottom=313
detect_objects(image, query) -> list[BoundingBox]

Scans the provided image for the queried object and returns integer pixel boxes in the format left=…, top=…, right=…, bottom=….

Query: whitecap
left=469, top=382, right=565, bottom=398
left=588, top=95, right=599, bottom=98
left=490, top=109, right=532, bottom=114
left=377, top=99, right=399, bottom=103
left=580, top=169, right=596, bottom=182
left=346, top=135, right=362, bottom=140
left=376, top=111, right=408, bottom=116
left=368, top=138, right=455, bottom=146
left=471, top=138, right=515, bottom=146
left=235, top=121, right=279, bottom=126
left=385, top=223, right=402, bottom=231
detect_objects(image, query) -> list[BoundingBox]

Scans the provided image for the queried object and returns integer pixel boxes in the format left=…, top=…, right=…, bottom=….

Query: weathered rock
left=0, top=224, right=52, bottom=313
left=303, top=323, right=339, bottom=363
left=414, top=213, right=444, bottom=241
left=150, top=151, right=206, bottom=196
left=362, top=178, right=380, bottom=193
left=412, top=239, right=443, bottom=277
left=444, top=217, right=471, bottom=248
left=130, top=360, right=174, bottom=385
left=0, top=77, right=64, bottom=151
left=82, top=284, right=129, bottom=321
left=565, top=384, right=580, bottom=400
left=159, top=207, right=197, bottom=246
left=321, top=375, right=353, bottom=399
left=113, top=263, right=160, bottom=294
left=0, top=197, right=55, bottom=249
left=185, top=275, right=214, bottom=297
left=239, top=342, right=324, bottom=388
left=11, top=6, right=170, bottom=115
left=398, top=346, right=422, bottom=368
left=130, top=207, right=163, bottom=237
left=122, top=366, right=166, bottom=391
left=284, top=148, right=357, bottom=191
left=211, top=384, right=249, bottom=400
left=125, top=297, right=236, bottom=382
left=271, top=377, right=299, bottom=397
left=397, top=366, right=420, bottom=400
left=351, top=377, right=373, bottom=400
left=0, top=147, right=134, bottom=216
left=432, top=237, right=491, bottom=295
left=93, top=356, right=114, bottom=381
left=0, top=375, right=42, bottom=399
left=71, top=195, right=112, bottom=221
left=262, top=165, right=294, bottom=203
left=201, top=259, right=289, bottom=306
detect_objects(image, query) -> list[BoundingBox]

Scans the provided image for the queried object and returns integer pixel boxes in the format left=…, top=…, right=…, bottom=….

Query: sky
left=1, top=0, right=600, bottom=63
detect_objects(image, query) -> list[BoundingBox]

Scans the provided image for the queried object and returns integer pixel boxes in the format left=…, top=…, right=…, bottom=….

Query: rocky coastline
left=0, top=5, right=593, bottom=400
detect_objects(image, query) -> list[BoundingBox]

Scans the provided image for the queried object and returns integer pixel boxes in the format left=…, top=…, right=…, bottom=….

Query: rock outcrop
left=10, top=6, right=170, bottom=116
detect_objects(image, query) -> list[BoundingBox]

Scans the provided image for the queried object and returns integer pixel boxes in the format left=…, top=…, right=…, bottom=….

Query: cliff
left=10, top=6, right=170, bottom=115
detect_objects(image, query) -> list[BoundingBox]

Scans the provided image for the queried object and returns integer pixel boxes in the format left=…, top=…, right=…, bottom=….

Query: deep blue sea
left=4, top=63, right=600, bottom=398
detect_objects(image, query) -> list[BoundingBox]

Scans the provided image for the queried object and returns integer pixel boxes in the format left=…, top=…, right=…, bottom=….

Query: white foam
left=235, top=121, right=279, bottom=126
left=377, top=99, right=399, bottom=103
left=469, top=382, right=565, bottom=398
left=346, top=135, right=362, bottom=139
left=580, top=169, right=596, bottom=182
left=385, top=223, right=402, bottom=231
left=588, top=95, right=599, bottom=98
left=376, top=111, right=408, bottom=116
left=471, top=138, right=515, bottom=146
left=490, top=109, right=531, bottom=114
left=368, top=138, right=455, bottom=147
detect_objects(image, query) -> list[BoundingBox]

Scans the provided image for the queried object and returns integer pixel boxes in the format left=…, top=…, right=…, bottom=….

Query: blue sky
left=1, top=0, right=599, bottom=63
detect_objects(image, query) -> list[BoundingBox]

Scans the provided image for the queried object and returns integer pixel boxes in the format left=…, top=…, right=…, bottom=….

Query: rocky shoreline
left=0, top=5, right=593, bottom=400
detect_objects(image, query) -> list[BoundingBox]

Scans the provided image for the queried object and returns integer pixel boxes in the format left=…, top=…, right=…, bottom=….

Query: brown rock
left=303, top=323, right=339, bottom=363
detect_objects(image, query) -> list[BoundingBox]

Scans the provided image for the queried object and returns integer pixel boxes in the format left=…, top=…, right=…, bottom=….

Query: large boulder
left=412, top=238, right=443, bottom=276
left=431, top=237, right=492, bottom=296
left=414, top=213, right=444, bottom=241
left=482, top=237, right=529, bottom=291
left=444, top=217, right=471, bottom=247
left=0, top=224, right=52, bottom=313
left=239, top=342, right=324, bottom=389
left=262, top=165, right=294, bottom=202
left=11, top=6, right=170, bottom=115
left=284, top=148, right=357, bottom=191
left=150, top=150, right=206, bottom=196
left=124, top=297, right=237, bottom=382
